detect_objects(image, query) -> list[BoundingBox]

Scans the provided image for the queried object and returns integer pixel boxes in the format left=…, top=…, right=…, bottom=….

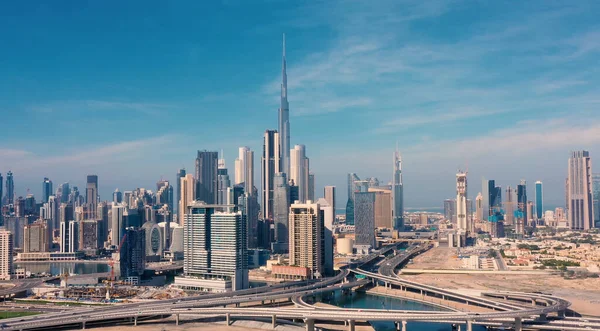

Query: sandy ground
left=405, top=247, right=600, bottom=316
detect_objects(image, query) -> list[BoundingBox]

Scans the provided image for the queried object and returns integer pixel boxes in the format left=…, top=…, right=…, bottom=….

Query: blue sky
left=1, top=1, right=600, bottom=209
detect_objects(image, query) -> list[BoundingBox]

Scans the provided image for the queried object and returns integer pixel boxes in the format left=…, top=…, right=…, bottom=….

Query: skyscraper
left=345, top=173, right=360, bottom=225
left=113, top=188, right=122, bottom=204
left=289, top=201, right=324, bottom=277
left=278, top=34, right=291, bottom=177
left=593, top=174, right=600, bottom=227
left=535, top=181, right=543, bottom=220
left=392, top=148, right=404, bottom=230
left=0, top=231, right=13, bottom=280
left=86, top=175, right=98, bottom=219
left=443, top=199, right=455, bottom=223
left=57, top=182, right=69, bottom=203
left=272, top=173, right=289, bottom=246
left=324, top=186, right=336, bottom=214
left=120, top=227, right=146, bottom=281
left=370, top=188, right=392, bottom=229
left=290, top=145, right=309, bottom=202
left=5, top=171, right=14, bottom=205
left=0, top=173, right=3, bottom=207
left=308, top=173, right=315, bottom=202
left=504, top=186, right=515, bottom=226
left=567, top=151, right=594, bottom=230
left=42, top=177, right=52, bottom=204
left=195, top=150, right=218, bottom=204
left=178, top=174, right=195, bottom=226
left=316, top=198, right=334, bottom=276
left=111, top=203, right=125, bottom=246
left=261, top=130, right=280, bottom=219
left=516, top=180, right=527, bottom=234
left=244, top=149, right=254, bottom=196
left=179, top=204, right=248, bottom=291
left=176, top=168, right=186, bottom=213
left=217, top=156, right=231, bottom=206
left=475, top=193, right=483, bottom=221
left=354, top=192, right=376, bottom=248
left=234, top=147, right=250, bottom=185
left=456, top=171, right=469, bottom=233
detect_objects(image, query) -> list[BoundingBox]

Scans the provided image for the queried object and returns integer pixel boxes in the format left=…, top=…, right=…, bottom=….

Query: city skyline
left=2, top=1, right=600, bottom=207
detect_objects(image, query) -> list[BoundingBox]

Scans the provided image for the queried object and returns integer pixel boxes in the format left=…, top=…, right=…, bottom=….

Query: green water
left=318, top=291, right=487, bottom=331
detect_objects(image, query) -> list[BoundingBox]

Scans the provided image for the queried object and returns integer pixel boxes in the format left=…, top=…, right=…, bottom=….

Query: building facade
left=354, top=192, right=376, bottom=248
left=261, top=130, right=280, bottom=220
left=195, top=150, right=218, bottom=204
left=288, top=201, right=324, bottom=278
left=567, top=151, right=594, bottom=230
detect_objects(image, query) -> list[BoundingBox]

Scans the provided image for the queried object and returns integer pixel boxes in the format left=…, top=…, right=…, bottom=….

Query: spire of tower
left=281, top=33, right=288, bottom=100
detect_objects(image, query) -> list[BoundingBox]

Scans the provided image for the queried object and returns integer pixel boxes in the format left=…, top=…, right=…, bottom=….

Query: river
left=318, top=291, right=487, bottom=331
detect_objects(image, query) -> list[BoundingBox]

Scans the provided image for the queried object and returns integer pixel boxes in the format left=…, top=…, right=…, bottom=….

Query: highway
left=0, top=243, right=597, bottom=331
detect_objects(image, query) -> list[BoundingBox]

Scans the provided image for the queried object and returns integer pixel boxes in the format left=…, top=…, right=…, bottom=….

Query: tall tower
left=42, top=177, right=53, bottom=204
left=195, top=150, right=218, bottom=204
left=324, top=186, right=336, bottom=213
left=5, top=171, right=14, bottom=205
left=278, top=34, right=291, bottom=177
left=288, top=201, right=324, bottom=278
left=392, top=148, right=404, bottom=230
left=235, top=147, right=250, bottom=185
left=272, top=173, right=289, bottom=246
left=456, top=171, right=468, bottom=233
left=517, top=180, right=527, bottom=233
left=290, top=145, right=309, bottom=202
left=567, top=151, right=594, bottom=230
left=535, top=181, right=543, bottom=220
left=86, top=175, right=98, bottom=219
left=261, top=130, right=280, bottom=219
left=178, top=174, right=196, bottom=226
left=0, top=173, right=3, bottom=208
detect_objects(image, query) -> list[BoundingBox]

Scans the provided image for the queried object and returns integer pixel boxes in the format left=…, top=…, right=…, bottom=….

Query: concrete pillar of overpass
left=466, top=320, right=472, bottom=331
left=401, top=320, right=407, bottom=331
left=82, top=321, right=86, bottom=329
left=348, top=319, right=355, bottom=331
left=305, top=318, right=315, bottom=331
left=531, top=299, right=536, bottom=306
left=272, top=315, right=277, bottom=329
left=226, top=313, right=231, bottom=326
left=176, top=314, right=180, bottom=326
left=134, top=316, right=138, bottom=326
left=514, top=317, right=522, bottom=331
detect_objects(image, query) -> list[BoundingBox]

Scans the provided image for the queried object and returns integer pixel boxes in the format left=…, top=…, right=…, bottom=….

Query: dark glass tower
left=5, top=171, right=14, bottom=205
left=195, top=150, right=218, bottom=204
left=86, top=175, right=98, bottom=219
left=42, top=177, right=53, bottom=203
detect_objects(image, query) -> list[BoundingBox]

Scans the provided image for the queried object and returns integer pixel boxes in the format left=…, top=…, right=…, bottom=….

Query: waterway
left=319, top=291, right=487, bottom=331
left=14, top=262, right=110, bottom=276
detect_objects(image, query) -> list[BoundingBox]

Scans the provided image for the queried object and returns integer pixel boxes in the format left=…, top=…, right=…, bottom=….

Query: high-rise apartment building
left=195, top=150, right=218, bottom=204
left=456, top=172, right=469, bottom=233
left=179, top=204, right=248, bottom=291
left=288, top=201, right=324, bottom=278
left=42, top=177, right=52, bottom=204
left=272, top=173, right=289, bottom=246
left=261, top=130, right=280, bottom=220
left=113, top=188, right=122, bottom=204
left=345, top=173, right=360, bottom=225
left=57, top=182, right=69, bottom=203
left=567, top=151, right=594, bottom=230
left=278, top=34, right=291, bottom=177
left=290, top=145, right=309, bottom=202
left=0, top=231, right=13, bottom=280
left=369, top=188, right=392, bottom=229
left=392, top=149, right=404, bottom=230
left=24, top=221, right=50, bottom=253
left=535, top=181, right=543, bottom=220
left=516, top=180, right=527, bottom=234
left=217, top=168, right=231, bottom=206
left=324, top=186, right=336, bottom=214
left=178, top=174, right=195, bottom=226
left=354, top=192, right=376, bottom=248
left=5, top=171, right=14, bottom=205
